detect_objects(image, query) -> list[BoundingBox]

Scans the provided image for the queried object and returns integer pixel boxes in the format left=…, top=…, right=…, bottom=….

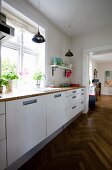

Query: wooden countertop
left=0, top=86, right=85, bottom=102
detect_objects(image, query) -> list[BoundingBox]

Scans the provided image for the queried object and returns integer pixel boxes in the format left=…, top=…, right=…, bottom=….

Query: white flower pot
left=6, top=80, right=13, bottom=92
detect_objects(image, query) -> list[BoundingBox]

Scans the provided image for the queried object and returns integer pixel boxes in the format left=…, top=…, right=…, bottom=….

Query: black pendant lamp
left=32, top=0, right=45, bottom=43
left=65, top=26, right=73, bottom=57
left=32, top=27, right=45, bottom=43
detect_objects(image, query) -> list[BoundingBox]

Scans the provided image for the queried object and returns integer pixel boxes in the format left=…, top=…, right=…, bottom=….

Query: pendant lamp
left=65, top=26, right=73, bottom=57
left=32, top=25, right=45, bottom=43
left=32, top=0, right=45, bottom=43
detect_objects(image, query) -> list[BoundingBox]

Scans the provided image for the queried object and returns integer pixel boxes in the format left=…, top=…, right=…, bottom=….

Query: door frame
left=82, top=44, right=112, bottom=113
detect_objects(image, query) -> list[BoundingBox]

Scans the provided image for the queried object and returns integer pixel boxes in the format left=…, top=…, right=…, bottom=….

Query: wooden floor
left=19, top=95, right=112, bottom=170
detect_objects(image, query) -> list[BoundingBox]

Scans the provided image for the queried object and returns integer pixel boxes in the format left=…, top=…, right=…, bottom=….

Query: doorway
left=82, top=44, right=112, bottom=113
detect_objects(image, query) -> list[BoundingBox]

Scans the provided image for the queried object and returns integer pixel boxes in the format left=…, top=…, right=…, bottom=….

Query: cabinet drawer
left=76, top=101, right=85, bottom=113
left=66, top=104, right=77, bottom=122
left=0, top=139, right=6, bottom=170
left=76, top=88, right=85, bottom=94
left=66, top=89, right=77, bottom=97
left=0, top=115, right=5, bottom=141
left=66, top=95, right=77, bottom=108
left=0, top=102, right=5, bottom=115
left=77, top=93, right=85, bottom=101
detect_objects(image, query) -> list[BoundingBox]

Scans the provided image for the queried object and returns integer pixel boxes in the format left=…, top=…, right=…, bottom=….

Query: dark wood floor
left=19, top=95, right=112, bottom=170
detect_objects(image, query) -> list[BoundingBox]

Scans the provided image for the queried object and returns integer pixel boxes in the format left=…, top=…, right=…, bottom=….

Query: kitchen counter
left=0, top=86, right=85, bottom=102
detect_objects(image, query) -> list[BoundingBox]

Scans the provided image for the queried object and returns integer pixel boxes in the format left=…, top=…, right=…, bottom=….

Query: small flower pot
left=6, top=80, right=13, bottom=92
left=36, top=80, right=41, bottom=88
left=0, top=86, right=3, bottom=93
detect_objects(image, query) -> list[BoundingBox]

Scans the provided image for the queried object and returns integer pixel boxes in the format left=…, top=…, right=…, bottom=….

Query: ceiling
left=90, top=49, right=112, bottom=62
left=26, top=0, right=112, bottom=36
left=90, top=53, right=112, bottom=62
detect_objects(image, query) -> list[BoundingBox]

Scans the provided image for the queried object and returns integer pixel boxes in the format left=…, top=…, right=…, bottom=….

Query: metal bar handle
left=72, top=91, right=76, bottom=93
left=72, top=106, right=76, bottom=109
left=81, top=93, right=84, bottom=95
left=72, top=96, right=76, bottom=99
left=54, top=94, right=61, bottom=98
left=81, top=102, right=84, bottom=104
left=81, top=89, right=84, bottom=91
left=23, top=99, right=37, bottom=105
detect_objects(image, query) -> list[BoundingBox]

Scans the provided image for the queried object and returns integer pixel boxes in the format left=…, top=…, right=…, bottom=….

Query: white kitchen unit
left=0, top=102, right=5, bottom=115
left=6, top=96, right=46, bottom=166
left=0, top=102, right=6, bottom=170
left=65, top=88, right=85, bottom=123
left=46, top=92, right=66, bottom=137
left=0, top=139, right=6, bottom=170
left=0, top=114, right=5, bottom=141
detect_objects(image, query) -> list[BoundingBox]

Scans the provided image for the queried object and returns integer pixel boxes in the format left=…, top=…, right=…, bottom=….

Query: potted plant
left=33, top=71, right=45, bottom=88
left=2, top=70, right=18, bottom=91
left=0, top=78, right=8, bottom=93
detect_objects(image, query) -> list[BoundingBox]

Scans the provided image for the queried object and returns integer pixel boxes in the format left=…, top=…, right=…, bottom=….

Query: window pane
left=21, top=52, right=37, bottom=87
left=23, top=30, right=37, bottom=51
left=23, top=53, right=37, bottom=74
left=1, top=46, right=18, bottom=74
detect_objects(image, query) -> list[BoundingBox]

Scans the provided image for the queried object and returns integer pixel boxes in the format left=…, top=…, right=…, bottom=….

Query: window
left=1, top=17, right=45, bottom=89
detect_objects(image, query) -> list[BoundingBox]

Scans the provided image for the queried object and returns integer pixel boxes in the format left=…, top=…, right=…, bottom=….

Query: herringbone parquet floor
left=19, top=95, right=112, bottom=170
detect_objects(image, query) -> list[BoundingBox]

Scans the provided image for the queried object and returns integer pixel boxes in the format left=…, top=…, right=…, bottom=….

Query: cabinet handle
left=54, top=94, right=61, bottom=98
left=72, top=106, right=76, bottom=109
left=23, top=99, right=37, bottom=105
left=72, top=91, right=76, bottom=93
left=81, top=102, right=84, bottom=104
left=72, top=96, right=76, bottom=99
left=81, top=89, right=84, bottom=91
left=81, top=93, right=84, bottom=95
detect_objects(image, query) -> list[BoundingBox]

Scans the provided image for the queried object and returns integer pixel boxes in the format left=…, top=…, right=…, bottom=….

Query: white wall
left=71, top=25, right=112, bottom=85
left=3, top=0, right=69, bottom=86
left=97, top=62, right=112, bottom=95
left=89, top=57, right=97, bottom=83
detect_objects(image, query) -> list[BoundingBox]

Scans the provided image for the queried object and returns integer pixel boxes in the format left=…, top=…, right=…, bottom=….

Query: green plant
left=2, top=58, right=18, bottom=81
left=33, top=71, right=45, bottom=81
left=2, top=71, right=18, bottom=80
left=0, top=78, right=8, bottom=87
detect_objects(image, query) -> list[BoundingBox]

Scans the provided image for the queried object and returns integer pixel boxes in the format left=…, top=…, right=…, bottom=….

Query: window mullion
left=20, top=30, right=24, bottom=72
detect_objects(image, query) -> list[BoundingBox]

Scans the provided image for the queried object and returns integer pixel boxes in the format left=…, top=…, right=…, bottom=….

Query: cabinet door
left=47, top=92, right=66, bottom=137
left=6, top=96, right=46, bottom=166
left=0, top=102, right=5, bottom=115
left=0, top=115, right=5, bottom=141
left=0, top=140, right=6, bottom=170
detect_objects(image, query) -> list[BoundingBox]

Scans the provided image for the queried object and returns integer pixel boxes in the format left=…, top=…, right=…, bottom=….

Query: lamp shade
left=65, top=49, right=73, bottom=57
left=65, top=26, right=73, bottom=57
left=32, top=30, right=45, bottom=43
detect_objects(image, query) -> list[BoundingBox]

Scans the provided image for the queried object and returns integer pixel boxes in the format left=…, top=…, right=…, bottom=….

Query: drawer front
left=0, top=102, right=5, bottom=115
left=65, top=104, right=77, bottom=122
left=76, top=93, right=85, bottom=101
left=66, top=89, right=77, bottom=97
left=66, top=95, right=77, bottom=108
left=76, top=88, right=85, bottom=94
left=0, top=115, right=5, bottom=141
left=76, top=101, right=85, bottom=114
left=0, top=139, right=6, bottom=170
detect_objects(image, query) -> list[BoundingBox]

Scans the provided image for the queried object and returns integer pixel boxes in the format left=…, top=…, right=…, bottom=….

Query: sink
left=33, top=87, right=62, bottom=92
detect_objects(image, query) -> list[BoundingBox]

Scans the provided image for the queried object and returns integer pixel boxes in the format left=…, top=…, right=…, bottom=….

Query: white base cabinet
left=0, top=140, right=6, bottom=170
left=46, top=92, right=66, bottom=137
left=0, top=102, right=6, bottom=170
left=2, top=87, right=85, bottom=168
left=65, top=88, right=85, bottom=122
left=6, top=96, right=46, bottom=166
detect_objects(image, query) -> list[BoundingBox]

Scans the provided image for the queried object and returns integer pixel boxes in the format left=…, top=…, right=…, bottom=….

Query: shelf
left=50, top=65, right=72, bottom=76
